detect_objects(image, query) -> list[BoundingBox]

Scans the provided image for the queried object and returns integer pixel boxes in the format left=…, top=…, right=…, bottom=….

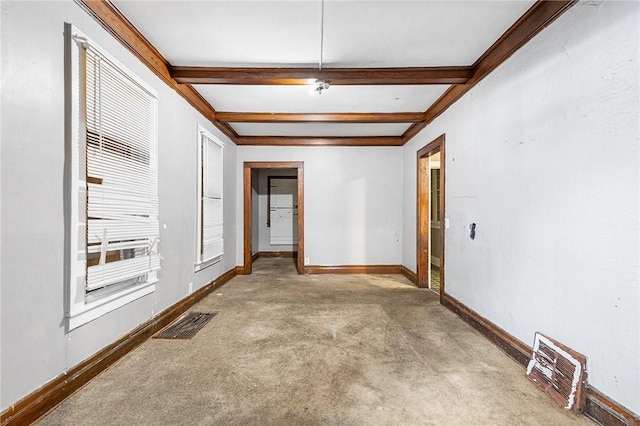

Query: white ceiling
left=111, top=0, right=537, bottom=142
left=231, top=122, right=412, bottom=137
left=113, top=1, right=534, bottom=68
left=195, top=84, right=450, bottom=113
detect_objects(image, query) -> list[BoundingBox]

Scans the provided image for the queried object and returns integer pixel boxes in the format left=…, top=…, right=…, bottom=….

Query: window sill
left=67, top=280, right=156, bottom=330
left=195, top=255, right=222, bottom=272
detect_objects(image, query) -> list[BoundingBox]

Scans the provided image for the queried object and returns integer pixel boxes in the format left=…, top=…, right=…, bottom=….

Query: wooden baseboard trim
left=442, top=293, right=639, bottom=426
left=400, top=266, right=418, bottom=284
left=0, top=266, right=241, bottom=426
left=304, top=265, right=402, bottom=275
left=442, top=293, right=531, bottom=366
left=251, top=252, right=260, bottom=263
left=585, top=387, right=640, bottom=426
left=258, top=251, right=297, bottom=258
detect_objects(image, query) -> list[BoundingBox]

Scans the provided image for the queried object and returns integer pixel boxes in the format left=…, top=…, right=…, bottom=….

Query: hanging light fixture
left=310, top=80, right=330, bottom=96
left=309, top=0, right=329, bottom=95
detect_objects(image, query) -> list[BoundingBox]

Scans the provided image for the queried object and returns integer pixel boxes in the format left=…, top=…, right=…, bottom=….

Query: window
left=195, top=125, right=224, bottom=270
left=66, top=25, right=159, bottom=329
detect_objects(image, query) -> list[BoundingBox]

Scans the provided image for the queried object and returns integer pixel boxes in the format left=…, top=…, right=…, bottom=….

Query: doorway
left=243, top=162, right=304, bottom=275
left=417, top=135, right=445, bottom=301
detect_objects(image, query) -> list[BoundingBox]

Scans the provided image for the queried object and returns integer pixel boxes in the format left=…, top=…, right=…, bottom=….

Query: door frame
left=417, top=135, right=445, bottom=302
left=243, top=162, right=304, bottom=274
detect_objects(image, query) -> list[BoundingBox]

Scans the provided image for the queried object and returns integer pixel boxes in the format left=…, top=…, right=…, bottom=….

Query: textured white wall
left=402, top=0, right=639, bottom=413
left=0, top=1, right=236, bottom=410
left=237, top=147, right=403, bottom=267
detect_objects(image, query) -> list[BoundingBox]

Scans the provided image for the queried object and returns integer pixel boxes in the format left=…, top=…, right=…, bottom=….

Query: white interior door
left=270, top=178, right=298, bottom=245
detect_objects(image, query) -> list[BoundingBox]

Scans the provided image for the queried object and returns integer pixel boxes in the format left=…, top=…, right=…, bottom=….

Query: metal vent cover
left=154, top=312, right=216, bottom=339
left=526, top=333, right=587, bottom=412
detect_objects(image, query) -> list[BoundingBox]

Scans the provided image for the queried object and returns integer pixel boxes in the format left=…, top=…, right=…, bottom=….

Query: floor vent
left=153, top=312, right=216, bottom=339
left=526, top=333, right=587, bottom=412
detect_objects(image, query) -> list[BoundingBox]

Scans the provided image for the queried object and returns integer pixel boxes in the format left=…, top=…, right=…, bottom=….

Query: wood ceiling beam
left=236, top=137, right=404, bottom=146
left=401, top=0, right=578, bottom=144
left=77, top=0, right=577, bottom=147
left=217, top=112, right=425, bottom=124
left=171, top=67, right=473, bottom=85
left=75, top=0, right=238, bottom=143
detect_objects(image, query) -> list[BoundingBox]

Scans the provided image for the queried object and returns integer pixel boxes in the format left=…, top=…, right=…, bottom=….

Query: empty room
left=1, top=0, right=638, bottom=425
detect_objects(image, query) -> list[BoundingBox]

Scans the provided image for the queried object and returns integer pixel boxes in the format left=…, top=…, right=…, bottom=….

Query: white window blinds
left=84, top=45, right=160, bottom=292
left=198, top=129, right=224, bottom=264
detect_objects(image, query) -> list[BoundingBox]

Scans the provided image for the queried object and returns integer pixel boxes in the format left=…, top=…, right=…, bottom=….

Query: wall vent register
left=526, top=333, right=587, bottom=412
left=154, top=312, right=216, bottom=339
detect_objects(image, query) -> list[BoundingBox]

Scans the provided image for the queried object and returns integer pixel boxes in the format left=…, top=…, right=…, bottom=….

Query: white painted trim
left=194, top=255, right=222, bottom=272
left=68, top=281, right=156, bottom=330
left=65, top=24, right=158, bottom=330
left=430, top=255, right=440, bottom=266
left=195, top=124, right=225, bottom=271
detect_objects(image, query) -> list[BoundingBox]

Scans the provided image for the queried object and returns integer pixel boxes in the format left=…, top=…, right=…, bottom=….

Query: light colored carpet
left=38, top=258, right=593, bottom=425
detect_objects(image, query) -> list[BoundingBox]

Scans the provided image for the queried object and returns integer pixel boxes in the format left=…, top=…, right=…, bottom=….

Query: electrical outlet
left=188, top=282, right=193, bottom=294
left=305, top=257, right=310, bottom=265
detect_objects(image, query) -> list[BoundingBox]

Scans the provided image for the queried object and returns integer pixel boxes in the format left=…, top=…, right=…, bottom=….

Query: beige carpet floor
left=38, top=258, right=593, bottom=425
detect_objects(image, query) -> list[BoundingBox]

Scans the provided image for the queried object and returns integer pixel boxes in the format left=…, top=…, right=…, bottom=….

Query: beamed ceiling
left=78, top=0, right=577, bottom=146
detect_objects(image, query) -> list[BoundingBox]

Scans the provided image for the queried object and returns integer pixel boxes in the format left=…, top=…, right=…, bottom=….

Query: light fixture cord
left=319, top=0, right=324, bottom=70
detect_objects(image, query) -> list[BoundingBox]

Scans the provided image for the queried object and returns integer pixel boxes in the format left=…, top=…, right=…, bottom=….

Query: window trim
left=65, top=24, right=159, bottom=330
left=195, top=124, right=224, bottom=271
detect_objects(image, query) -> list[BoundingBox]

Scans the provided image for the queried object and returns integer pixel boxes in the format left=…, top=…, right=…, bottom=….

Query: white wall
left=0, top=1, right=236, bottom=410
left=258, top=169, right=298, bottom=253
left=402, top=0, right=639, bottom=414
left=237, top=147, right=403, bottom=267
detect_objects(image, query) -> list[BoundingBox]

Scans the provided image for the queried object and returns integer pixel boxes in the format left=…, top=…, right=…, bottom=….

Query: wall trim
left=251, top=251, right=297, bottom=264
left=585, top=388, right=640, bottom=426
left=441, top=293, right=639, bottom=426
left=442, top=293, right=531, bottom=365
left=258, top=251, right=297, bottom=258
left=400, top=266, right=418, bottom=285
left=304, top=265, right=402, bottom=275
left=0, top=266, right=241, bottom=426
